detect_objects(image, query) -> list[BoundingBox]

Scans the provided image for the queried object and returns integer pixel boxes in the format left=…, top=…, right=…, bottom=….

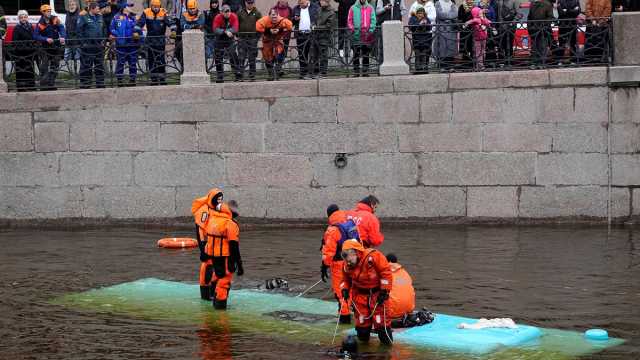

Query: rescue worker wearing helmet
left=136, top=0, right=177, bottom=85
left=192, top=189, right=244, bottom=309
left=339, top=240, right=394, bottom=346
left=34, top=4, right=67, bottom=90
left=320, top=204, right=361, bottom=324
left=181, top=0, right=206, bottom=30
left=347, top=195, right=384, bottom=248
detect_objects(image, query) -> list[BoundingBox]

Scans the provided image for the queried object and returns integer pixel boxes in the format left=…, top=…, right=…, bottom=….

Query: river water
left=1, top=226, right=639, bottom=359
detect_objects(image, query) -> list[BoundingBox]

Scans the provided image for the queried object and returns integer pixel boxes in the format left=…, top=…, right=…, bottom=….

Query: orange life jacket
left=342, top=247, right=392, bottom=291
left=192, top=189, right=239, bottom=258
left=388, top=262, right=415, bottom=318
left=346, top=203, right=384, bottom=248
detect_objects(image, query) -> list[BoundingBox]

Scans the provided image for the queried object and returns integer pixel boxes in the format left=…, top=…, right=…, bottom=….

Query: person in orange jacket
left=385, top=253, right=415, bottom=321
left=347, top=195, right=384, bottom=248
left=192, top=188, right=244, bottom=309
left=321, top=204, right=361, bottom=324
left=255, top=8, right=293, bottom=80
left=339, top=239, right=394, bottom=345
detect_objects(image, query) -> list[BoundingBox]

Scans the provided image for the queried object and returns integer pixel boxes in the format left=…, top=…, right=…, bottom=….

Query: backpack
left=332, top=219, right=360, bottom=260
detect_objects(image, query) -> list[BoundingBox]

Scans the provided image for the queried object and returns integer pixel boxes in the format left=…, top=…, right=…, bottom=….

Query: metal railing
left=404, top=18, right=611, bottom=73
left=205, top=28, right=381, bottom=82
left=3, top=35, right=182, bottom=91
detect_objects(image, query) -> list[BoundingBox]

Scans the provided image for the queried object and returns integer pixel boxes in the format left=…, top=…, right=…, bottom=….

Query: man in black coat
left=527, top=0, right=554, bottom=66
left=293, top=0, right=320, bottom=78
left=12, top=10, right=37, bottom=91
left=554, top=0, right=580, bottom=63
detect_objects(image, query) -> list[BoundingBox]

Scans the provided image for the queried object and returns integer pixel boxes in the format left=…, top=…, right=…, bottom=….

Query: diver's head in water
left=264, top=277, right=288, bottom=290
left=340, top=335, right=358, bottom=358
left=385, top=253, right=398, bottom=263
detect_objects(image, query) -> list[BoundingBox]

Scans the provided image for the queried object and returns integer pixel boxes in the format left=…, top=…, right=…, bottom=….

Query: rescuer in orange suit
left=346, top=195, right=384, bottom=248
left=385, top=253, right=415, bottom=321
left=339, top=239, right=394, bottom=345
left=321, top=204, right=361, bottom=324
left=192, top=188, right=244, bottom=309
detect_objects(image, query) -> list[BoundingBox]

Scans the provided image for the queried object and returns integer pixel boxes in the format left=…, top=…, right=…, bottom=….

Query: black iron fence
left=0, top=18, right=615, bottom=90
left=205, top=28, right=381, bottom=82
left=3, top=35, right=182, bottom=91
left=404, top=18, right=611, bottom=73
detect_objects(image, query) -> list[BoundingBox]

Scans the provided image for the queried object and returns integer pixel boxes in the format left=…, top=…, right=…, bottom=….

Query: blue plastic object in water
left=395, top=314, right=541, bottom=354
left=52, top=278, right=626, bottom=357
left=585, top=329, right=609, bottom=341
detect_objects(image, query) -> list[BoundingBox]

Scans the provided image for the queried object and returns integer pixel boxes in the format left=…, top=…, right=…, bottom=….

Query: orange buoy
left=157, top=237, right=199, bottom=249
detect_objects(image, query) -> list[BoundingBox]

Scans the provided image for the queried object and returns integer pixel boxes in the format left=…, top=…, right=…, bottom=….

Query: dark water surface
left=1, top=226, right=639, bottom=359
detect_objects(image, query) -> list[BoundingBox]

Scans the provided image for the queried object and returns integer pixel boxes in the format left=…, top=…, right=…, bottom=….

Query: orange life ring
left=157, top=237, right=199, bottom=249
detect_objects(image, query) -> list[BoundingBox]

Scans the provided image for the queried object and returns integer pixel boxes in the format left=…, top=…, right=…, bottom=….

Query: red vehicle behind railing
left=513, top=1, right=586, bottom=56
left=3, top=0, right=67, bottom=44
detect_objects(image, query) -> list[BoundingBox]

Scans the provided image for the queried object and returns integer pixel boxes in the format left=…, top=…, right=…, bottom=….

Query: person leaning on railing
left=315, top=0, right=336, bottom=77
left=213, top=4, right=240, bottom=82
left=34, top=5, right=67, bottom=91
left=271, top=0, right=294, bottom=67
left=136, top=0, right=177, bottom=85
left=237, top=0, right=262, bottom=81
left=12, top=10, right=37, bottom=92
left=584, top=0, right=611, bottom=63
left=256, top=8, right=293, bottom=80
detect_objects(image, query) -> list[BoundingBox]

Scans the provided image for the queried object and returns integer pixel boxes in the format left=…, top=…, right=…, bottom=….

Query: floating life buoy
left=157, top=237, right=199, bottom=249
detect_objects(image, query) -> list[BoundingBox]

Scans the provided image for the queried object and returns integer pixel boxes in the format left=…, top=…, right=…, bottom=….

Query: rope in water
left=296, top=279, right=324, bottom=298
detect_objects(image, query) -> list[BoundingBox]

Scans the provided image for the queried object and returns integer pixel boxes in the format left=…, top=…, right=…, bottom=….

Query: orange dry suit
left=340, top=240, right=393, bottom=333
left=346, top=202, right=384, bottom=248
left=387, top=262, right=415, bottom=320
left=193, top=189, right=242, bottom=308
left=321, top=210, right=361, bottom=318
left=255, top=15, right=293, bottom=62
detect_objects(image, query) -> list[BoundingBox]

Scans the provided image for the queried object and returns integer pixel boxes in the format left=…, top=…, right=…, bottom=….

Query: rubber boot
left=377, top=327, right=393, bottom=346
left=200, top=286, right=211, bottom=300
left=213, top=298, right=227, bottom=310
left=355, top=326, right=371, bottom=342
left=339, top=314, right=351, bottom=324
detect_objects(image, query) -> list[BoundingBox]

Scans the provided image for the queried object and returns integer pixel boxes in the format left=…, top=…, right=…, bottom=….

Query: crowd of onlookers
left=0, top=0, right=619, bottom=91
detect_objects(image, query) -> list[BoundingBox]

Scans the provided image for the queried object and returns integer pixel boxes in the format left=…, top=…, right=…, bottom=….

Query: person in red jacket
left=339, top=239, right=394, bottom=345
left=347, top=195, right=384, bottom=248
left=213, top=4, right=240, bottom=82
left=321, top=204, right=361, bottom=324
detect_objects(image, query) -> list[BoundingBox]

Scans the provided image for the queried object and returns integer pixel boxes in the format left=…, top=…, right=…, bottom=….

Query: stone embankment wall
left=0, top=68, right=639, bottom=225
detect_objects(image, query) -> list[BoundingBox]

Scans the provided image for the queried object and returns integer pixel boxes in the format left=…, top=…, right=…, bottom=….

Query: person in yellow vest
left=192, top=188, right=244, bottom=309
